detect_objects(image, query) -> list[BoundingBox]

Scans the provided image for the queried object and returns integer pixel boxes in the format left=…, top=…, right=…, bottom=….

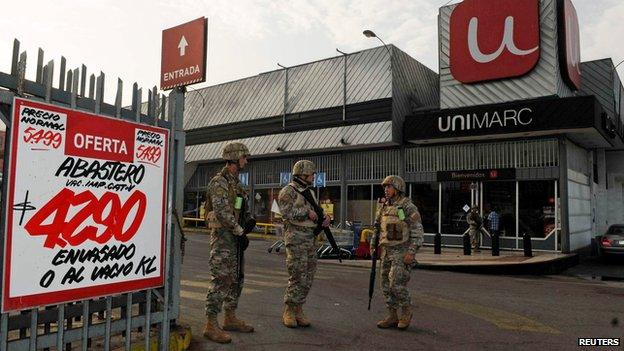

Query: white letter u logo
left=468, top=16, right=538, bottom=63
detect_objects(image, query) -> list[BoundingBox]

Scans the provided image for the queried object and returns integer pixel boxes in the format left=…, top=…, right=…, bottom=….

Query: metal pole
left=340, top=152, right=348, bottom=228
left=438, top=183, right=442, bottom=234
left=145, top=290, right=151, bottom=351
left=278, top=63, right=288, bottom=130
left=125, top=294, right=132, bottom=351
left=559, top=137, right=570, bottom=253
left=56, top=305, right=65, bottom=351
left=516, top=181, right=520, bottom=250
left=336, top=49, right=348, bottom=122
left=104, top=297, right=112, bottom=351
left=81, top=301, right=89, bottom=351
left=29, top=308, right=37, bottom=351
left=555, top=180, right=559, bottom=251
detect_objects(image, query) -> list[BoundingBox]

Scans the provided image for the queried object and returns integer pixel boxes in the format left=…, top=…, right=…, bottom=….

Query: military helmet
left=222, top=142, right=250, bottom=162
left=381, top=175, right=406, bottom=193
left=292, top=160, right=316, bottom=176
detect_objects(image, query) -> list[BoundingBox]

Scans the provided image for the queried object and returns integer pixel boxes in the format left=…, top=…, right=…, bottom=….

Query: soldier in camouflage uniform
left=203, top=142, right=254, bottom=344
left=371, top=175, right=424, bottom=330
left=467, top=205, right=482, bottom=252
left=278, top=160, right=330, bottom=328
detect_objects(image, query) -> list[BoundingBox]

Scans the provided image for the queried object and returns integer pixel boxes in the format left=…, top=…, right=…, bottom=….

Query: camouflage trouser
left=283, top=225, right=318, bottom=306
left=469, top=226, right=480, bottom=249
left=205, top=228, right=244, bottom=316
left=380, top=244, right=411, bottom=309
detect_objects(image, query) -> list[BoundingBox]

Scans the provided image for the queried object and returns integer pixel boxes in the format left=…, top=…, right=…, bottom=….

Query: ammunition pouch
left=205, top=211, right=222, bottom=229
left=386, top=223, right=401, bottom=241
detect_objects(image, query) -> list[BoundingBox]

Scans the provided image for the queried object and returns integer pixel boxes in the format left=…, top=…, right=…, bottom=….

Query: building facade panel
left=439, top=0, right=576, bottom=109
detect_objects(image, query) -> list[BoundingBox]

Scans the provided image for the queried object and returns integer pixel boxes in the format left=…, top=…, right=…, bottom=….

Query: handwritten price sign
left=2, top=98, right=169, bottom=311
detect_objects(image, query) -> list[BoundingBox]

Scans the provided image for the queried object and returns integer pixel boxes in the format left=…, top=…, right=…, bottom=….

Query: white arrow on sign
left=178, top=36, right=189, bottom=56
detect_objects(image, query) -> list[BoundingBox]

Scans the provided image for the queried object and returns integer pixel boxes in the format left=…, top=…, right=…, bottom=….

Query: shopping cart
left=267, top=224, right=284, bottom=253
left=316, top=228, right=354, bottom=260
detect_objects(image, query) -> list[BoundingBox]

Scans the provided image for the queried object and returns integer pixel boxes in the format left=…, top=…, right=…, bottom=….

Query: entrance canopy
left=405, top=96, right=617, bottom=149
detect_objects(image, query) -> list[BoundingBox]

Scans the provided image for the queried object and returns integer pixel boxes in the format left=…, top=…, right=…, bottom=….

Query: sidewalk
left=320, top=247, right=578, bottom=275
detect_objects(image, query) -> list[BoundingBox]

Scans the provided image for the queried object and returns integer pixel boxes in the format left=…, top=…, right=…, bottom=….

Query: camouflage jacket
left=373, top=195, right=424, bottom=255
left=278, top=181, right=314, bottom=225
left=467, top=211, right=482, bottom=228
left=206, top=166, right=250, bottom=232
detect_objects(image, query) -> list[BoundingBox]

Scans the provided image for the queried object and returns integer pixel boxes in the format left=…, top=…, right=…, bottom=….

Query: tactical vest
left=205, top=171, right=244, bottom=229
left=379, top=203, right=410, bottom=247
left=285, top=183, right=317, bottom=228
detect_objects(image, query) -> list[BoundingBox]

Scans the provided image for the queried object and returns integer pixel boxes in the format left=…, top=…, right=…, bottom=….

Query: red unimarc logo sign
left=558, top=0, right=581, bottom=90
left=160, top=17, right=207, bottom=90
left=450, top=0, right=541, bottom=84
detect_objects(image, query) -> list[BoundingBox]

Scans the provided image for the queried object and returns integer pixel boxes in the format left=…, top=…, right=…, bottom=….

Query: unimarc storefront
left=404, top=95, right=615, bottom=253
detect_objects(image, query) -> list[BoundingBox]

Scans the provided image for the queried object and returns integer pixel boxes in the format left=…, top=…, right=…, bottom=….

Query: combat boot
left=203, top=314, right=231, bottom=344
left=397, top=306, right=413, bottom=330
left=282, top=304, right=297, bottom=328
left=376, top=308, right=398, bottom=329
left=222, top=309, right=254, bottom=333
left=294, top=304, right=311, bottom=327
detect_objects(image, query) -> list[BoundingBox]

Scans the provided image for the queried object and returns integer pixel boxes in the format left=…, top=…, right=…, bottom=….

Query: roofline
left=581, top=58, right=615, bottom=66
left=188, top=44, right=394, bottom=93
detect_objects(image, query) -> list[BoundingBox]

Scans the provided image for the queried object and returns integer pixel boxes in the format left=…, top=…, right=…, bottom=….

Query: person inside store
left=486, top=205, right=500, bottom=237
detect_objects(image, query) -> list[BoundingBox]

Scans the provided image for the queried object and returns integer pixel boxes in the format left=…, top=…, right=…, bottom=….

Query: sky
left=0, top=0, right=623, bottom=106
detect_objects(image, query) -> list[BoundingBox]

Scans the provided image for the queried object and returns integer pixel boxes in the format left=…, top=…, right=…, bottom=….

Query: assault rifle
left=368, top=221, right=381, bottom=310
left=236, top=196, right=256, bottom=284
left=296, top=187, right=342, bottom=263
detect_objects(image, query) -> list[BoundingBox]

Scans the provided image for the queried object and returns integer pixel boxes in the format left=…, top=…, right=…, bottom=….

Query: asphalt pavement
left=178, top=233, right=624, bottom=351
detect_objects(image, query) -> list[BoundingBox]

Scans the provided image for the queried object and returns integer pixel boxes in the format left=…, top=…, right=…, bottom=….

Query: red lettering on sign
left=23, top=127, right=63, bottom=149
left=24, top=189, right=147, bottom=249
left=136, top=145, right=162, bottom=164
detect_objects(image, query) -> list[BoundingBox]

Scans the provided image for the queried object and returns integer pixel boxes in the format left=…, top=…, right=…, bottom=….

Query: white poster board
left=2, top=98, right=169, bottom=311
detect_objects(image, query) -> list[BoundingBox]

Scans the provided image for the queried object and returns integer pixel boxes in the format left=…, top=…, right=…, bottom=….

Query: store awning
left=404, top=96, right=619, bottom=148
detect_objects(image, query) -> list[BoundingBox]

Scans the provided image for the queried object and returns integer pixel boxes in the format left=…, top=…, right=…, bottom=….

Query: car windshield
left=607, top=226, right=624, bottom=235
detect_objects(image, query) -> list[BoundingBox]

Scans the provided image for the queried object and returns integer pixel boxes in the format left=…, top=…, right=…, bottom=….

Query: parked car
left=597, top=224, right=624, bottom=257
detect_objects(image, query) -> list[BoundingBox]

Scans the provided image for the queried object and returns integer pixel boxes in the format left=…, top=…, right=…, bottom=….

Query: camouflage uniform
left=467, top=207, right=482, bottom=250
left=203, top=142, right=253, bottom=344
left=372, top=175, right=424, bottom=330
left=204, top=166, right=249, bottom=315
left=277, top=160, right=320, bottom=328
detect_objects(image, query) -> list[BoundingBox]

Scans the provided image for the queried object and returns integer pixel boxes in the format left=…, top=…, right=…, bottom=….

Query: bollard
left=523, top=233, right=533, bottom=257
left=434, top=233, right=442, bottom=254
left=463, top=233, right=471, bottom=255
left=492, top=232, right=500, bottom=256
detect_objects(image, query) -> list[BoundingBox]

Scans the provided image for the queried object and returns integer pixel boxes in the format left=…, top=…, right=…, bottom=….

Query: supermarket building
left=183, top=0, right=624, bottom=254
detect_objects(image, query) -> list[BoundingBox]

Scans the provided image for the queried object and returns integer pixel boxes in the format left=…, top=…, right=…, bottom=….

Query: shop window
left=441, top=182, right=471, bottom=235
left=347, top=185, right=374, bottom=226
left=482, top=181, right=516, bottom=237
left=518, top=181, right=556, bottom=238
left=411, top=183, right=439, bottom=234
left=253, top=189, right=271, bottom=223
left=183, top=191, right=200, bottom=218
left=318, top=186, right=341, bottom=226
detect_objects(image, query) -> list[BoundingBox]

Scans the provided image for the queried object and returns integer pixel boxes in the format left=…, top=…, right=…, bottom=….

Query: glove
left=243, top=217, right=257, bottom=235
left=233, top=224, right=244, bottom=236
left=239, top=234, right=250, bottom=251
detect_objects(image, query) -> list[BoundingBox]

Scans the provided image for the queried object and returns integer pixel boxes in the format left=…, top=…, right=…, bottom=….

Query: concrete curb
left=184, top=228, right=578, bottom=275
left=316, top=255, right=579, bottom=275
